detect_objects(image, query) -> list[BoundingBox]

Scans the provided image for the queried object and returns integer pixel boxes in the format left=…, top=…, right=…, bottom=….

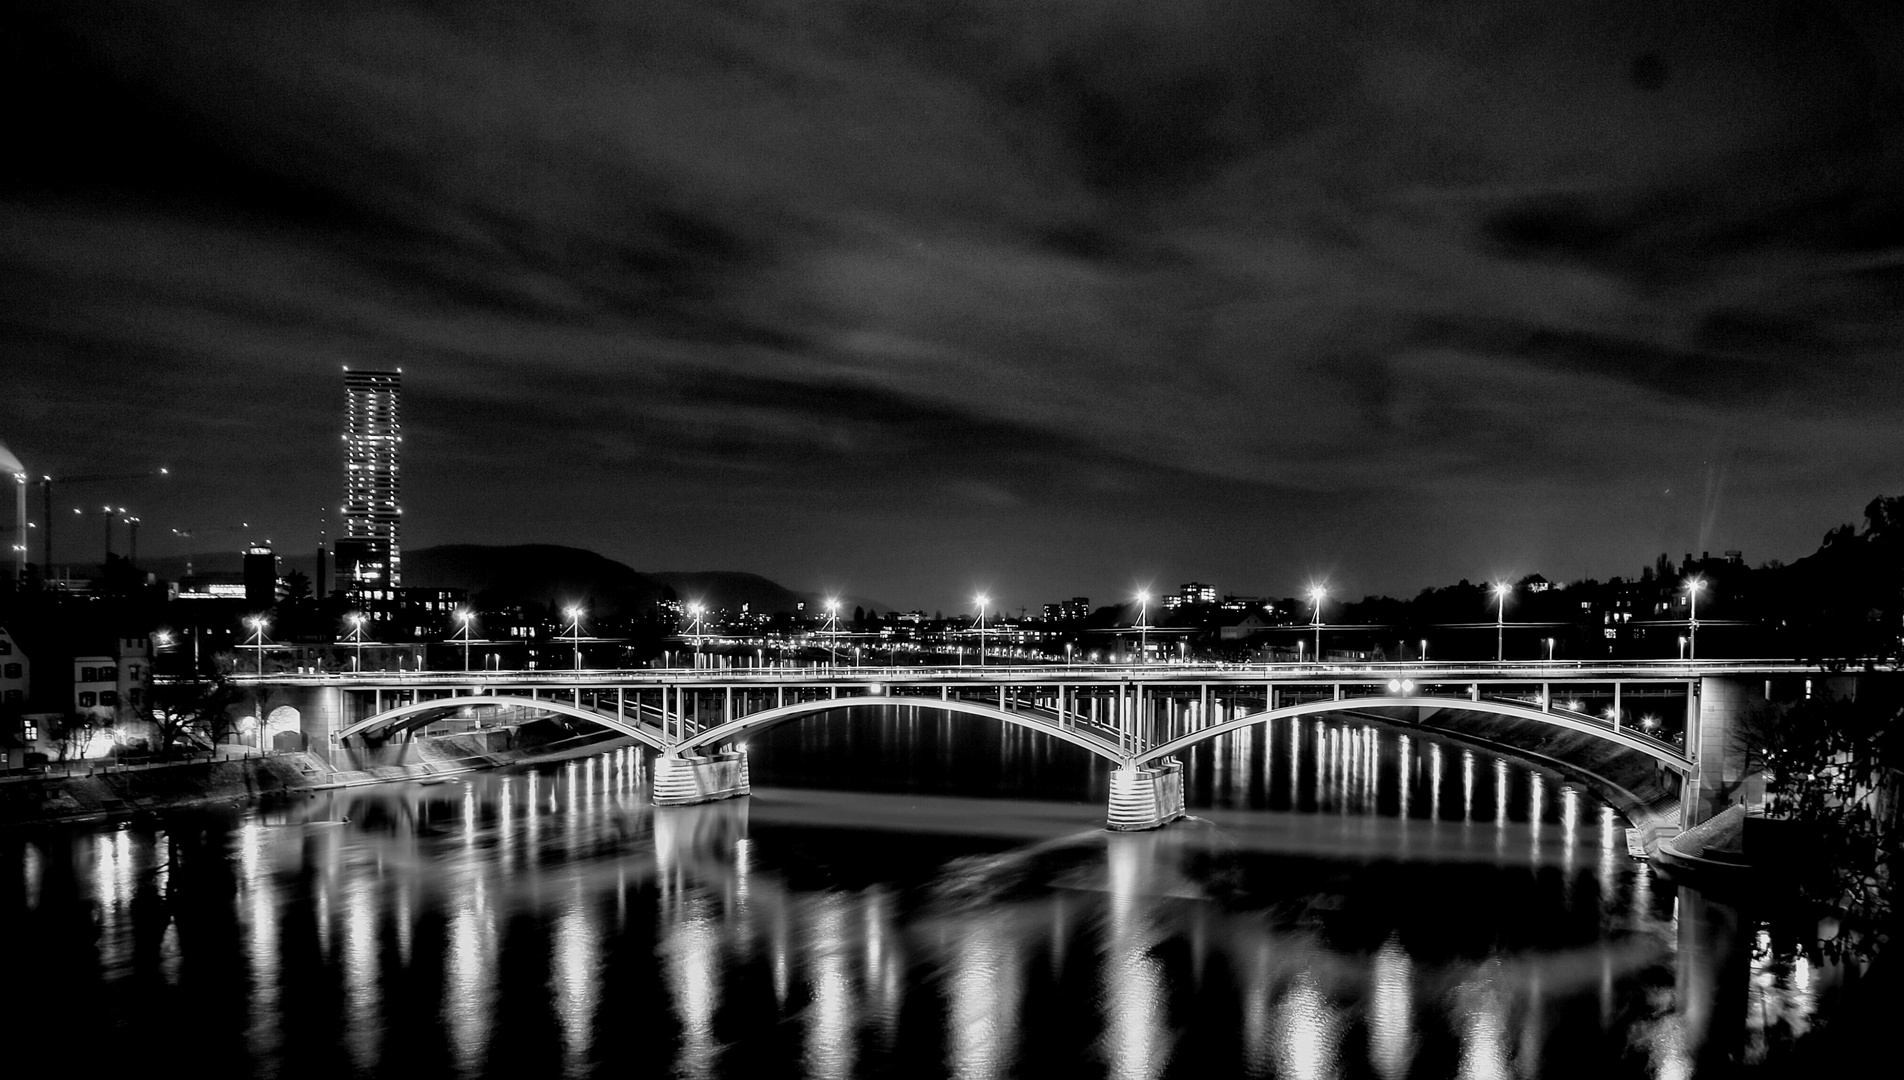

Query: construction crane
left=29, top=468, right=169, bottom=571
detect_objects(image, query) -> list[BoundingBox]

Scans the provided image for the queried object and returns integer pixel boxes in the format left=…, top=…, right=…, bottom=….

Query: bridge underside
left=336, top=695, right=670, bottom=752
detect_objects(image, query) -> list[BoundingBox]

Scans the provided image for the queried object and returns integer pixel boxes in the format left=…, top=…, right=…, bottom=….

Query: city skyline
left=5, top=1, right=1903, bottom=614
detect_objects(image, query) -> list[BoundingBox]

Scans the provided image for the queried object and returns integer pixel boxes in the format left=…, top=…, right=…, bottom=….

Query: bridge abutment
left=1107, top=759, right=1185, bottom=831
left=653, top=750, right=752, bottom=806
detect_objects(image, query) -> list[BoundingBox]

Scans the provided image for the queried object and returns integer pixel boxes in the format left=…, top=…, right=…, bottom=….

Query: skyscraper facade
left=337, top=368, right=402, bottom=624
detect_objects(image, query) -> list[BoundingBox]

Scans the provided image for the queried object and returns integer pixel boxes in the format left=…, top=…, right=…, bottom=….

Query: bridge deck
left=229, top=658, right=1834, bottom=690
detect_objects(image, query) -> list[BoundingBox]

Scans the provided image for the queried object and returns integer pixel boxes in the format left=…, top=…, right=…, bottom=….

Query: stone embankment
left=0, top=727, right=634, bottom=827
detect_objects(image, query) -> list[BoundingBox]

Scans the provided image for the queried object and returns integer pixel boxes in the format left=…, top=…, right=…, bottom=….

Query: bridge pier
left=652, top=750, right=752, bottom=807
left=1106, top=759, right=1185, bottom=831
left=1682, top=676, right=1764, bottom=828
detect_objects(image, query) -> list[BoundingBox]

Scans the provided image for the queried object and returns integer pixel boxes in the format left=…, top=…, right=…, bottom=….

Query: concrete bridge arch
left=674, top=695, right=1128, bottom=764
left=336, top=695, right=670, bottom=752
left=1132, top=695, right=1693, bottom=773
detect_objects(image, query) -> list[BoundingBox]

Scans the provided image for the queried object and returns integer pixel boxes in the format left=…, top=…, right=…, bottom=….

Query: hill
left=647, top=570, right=889, bottom=617
left=403, top=544, right=671, bottom=620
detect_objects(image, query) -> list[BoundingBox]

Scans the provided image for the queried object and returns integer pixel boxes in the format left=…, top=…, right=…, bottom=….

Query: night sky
left=4, top=1, right=1901, bottom=614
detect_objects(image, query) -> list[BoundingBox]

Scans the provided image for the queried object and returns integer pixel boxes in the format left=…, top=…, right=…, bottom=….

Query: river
left=0, top=708, right=1823, bottom=1078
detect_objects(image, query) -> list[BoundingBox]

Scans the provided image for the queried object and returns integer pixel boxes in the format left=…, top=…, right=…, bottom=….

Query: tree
left=1736, top=687, right=1902, bottom=963
left=53, top=713, right=93, bottom=761
left=137, top=673, right=242, bottom=755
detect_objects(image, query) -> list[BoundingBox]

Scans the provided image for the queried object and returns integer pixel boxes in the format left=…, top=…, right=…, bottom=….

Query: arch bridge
left=235, top=660, right=1833, bottom=832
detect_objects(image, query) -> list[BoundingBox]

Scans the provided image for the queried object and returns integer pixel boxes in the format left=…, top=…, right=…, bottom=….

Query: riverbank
left=0, top=729, right=638, bottom=827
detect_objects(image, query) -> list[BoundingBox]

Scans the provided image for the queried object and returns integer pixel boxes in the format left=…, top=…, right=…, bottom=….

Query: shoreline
left=0, top=731, right=639, bottom=829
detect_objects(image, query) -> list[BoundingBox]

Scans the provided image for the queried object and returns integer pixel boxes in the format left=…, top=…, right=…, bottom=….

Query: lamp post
left=1419, top=638, right=1428, bottom=663
left=1492, top=582, right=1511, bottom=662
left=456, top=609, right=473, bottom=672
left=1136, top=592, right=1150, bottom=665
left=975, top=594, right=989, bottom=668
left=347, top=613, right=365, bottom=672
left=825, top=600, right=840, bottom=667
left=245, top=615, right=269, bottom=675
left=1685, top=577, right=1704, bottom=660
left=1678, top=634, right=1687, bottom=661
left=1544, top=637, right=1554, bottom=662
left=1308, top=586, right=1326, bottom=662
left=1064, top=641, right=1073, bottom=667
left=565, top=606, right=583, bottom=670
left=688, top=603, right=704, bottom=667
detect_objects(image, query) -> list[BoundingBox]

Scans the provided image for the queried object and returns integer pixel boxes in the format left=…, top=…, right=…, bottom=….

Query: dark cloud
left=3, top=0, right=1902, bottom=610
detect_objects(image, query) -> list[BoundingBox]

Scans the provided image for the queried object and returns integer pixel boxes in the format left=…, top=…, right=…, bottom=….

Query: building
left=79, top=638, right=151, bottom=723
left=0, top=624, right=26, bottom=711
left=396, top=585, right=470, bottom=640
left=243, top=544, right=283, bottom=607
left=1173, top=583, right=1216, bottom=609
left=1042, top=598, right=1091, bottom=622
left=0, top=626, right=27, bottom=770
left=337, top=367, right=403, bottom=629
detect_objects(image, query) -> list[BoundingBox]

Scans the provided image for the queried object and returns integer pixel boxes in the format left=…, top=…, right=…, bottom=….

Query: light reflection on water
left=0, top=722, right=1833, bottom=1078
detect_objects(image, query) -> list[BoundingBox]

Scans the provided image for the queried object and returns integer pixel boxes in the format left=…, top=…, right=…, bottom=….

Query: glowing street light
left=975, top=594, right=990, bottom=668
left=1685, top=577, right=1705, bottom=659
left=825, top=599, right=840, bottom=666
left=244, top=615, right=270, bottom=675
left=1308, top=585, right=1326, bottom=662
left=456, top=609, right=474, bottom=672
left=1419, top=638, right=1428, bottom=662
left=1491, top=582, right=1512, bottom=661
left=688, top=602, right=705, bottom=666
left=1544, top=636, right=1555, bottom=662
left=347, top=613, right=366, bottom=671
left=564, top=606, right=584, bottom=670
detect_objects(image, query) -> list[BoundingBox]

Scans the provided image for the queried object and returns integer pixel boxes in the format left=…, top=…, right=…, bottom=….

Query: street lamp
left=688, top=603, right=705, bottom=667
left=1678, top=634, right=1688, bottom=660
left=565, top=606, right=583, bottom=670
left=1491, top=582, right=1511, bottom=662
left=456, top=609, right=473, bottom=672
left=975, top=594, right=990, bottom=667
left=1064, top=641, right=1073, bottom=666
left=1136, top=592, right=1150, bottom=664
left=1544, top=636, right=1554, bottom=662
left=1419, top=638, right=1428, bottom=663
left=825, top=599, right=840, bottom=667
left=347, top=613, right=366, bottom=672
left=1685, top=577, right=1705, bottom=660
left=1308, top=585, right=1326, bottom=662
left=245, top=615, right=269, bottom=675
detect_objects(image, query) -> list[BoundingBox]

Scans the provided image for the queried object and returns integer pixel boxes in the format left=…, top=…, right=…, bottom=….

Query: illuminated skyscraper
left=337, top=368, right=401, bottom=620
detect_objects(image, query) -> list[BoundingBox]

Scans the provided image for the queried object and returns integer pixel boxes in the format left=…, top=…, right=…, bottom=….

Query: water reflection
left=0, top=710, right=1818, bottom=1079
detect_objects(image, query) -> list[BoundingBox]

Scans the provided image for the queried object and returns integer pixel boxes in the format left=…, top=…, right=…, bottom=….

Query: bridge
left=232, top=659, right=1849, bottom=836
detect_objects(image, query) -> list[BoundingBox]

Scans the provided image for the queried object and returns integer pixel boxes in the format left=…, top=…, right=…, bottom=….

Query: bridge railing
left=223, top=657, right=1846, bottom=686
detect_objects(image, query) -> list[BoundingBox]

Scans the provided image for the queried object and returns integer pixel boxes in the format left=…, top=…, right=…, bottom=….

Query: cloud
left=3, top=0, right=1901, bottom=603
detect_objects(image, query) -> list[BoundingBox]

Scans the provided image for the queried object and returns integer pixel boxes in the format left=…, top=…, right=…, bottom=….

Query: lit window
left=78, top=691, right=97, bottom=707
